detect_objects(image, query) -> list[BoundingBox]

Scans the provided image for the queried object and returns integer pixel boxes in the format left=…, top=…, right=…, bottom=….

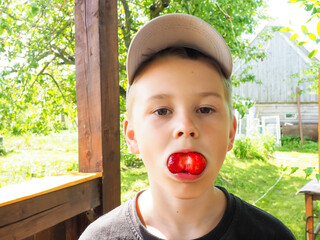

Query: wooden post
left=75, top=0, right=120, bottom=214
left=306, top=194, right=314, bottom=240
left=318, top=67, right=320, bottom=174
left=296, top=87, right=304, bottom=145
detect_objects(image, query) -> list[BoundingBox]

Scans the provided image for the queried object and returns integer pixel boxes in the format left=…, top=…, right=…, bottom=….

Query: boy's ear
left=227, top=116, right=237, bottom=151
left=123, top=118, right=140, bottom=154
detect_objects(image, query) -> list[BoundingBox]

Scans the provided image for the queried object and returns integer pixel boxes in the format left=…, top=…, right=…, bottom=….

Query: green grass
left=0, top=133, right=318, bottom=239
left=218, top=152, right=318, bottom=239
left=0, top=132, right=78, bottom=187
left=277, top=136, right=318, bottom=153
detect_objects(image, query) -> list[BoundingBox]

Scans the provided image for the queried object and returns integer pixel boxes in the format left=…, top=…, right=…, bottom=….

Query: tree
left=280, top=0, right=320, bottom=95
left=0, top=0, right=75, bottom=134
left=0, top=0, right=269, bottom=134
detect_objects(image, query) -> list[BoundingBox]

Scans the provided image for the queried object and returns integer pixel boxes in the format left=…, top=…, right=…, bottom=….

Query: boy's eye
left=154, top=108, right=171, bottom=116
left=197, top=107, right=214, bottom=114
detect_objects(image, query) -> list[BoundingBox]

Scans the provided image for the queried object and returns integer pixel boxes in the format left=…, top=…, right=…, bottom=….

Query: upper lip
left=168, top=149, right=206, bottom=159
left=175, top=149, right=196, bottom=153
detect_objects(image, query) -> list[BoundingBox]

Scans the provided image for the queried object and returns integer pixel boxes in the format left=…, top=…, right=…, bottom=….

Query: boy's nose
left=173, top=115, right=199, bottom=139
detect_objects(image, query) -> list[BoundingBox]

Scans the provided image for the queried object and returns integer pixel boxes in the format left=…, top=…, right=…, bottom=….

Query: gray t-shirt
left=79, top=187, right=295, bottom=240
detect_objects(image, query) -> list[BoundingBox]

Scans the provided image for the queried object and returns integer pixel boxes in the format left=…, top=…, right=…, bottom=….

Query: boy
left=80, top=14, right=295, bottom=240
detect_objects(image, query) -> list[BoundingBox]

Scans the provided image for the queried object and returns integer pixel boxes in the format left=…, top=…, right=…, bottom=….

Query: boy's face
left=124, top=55, right=237, bottom=199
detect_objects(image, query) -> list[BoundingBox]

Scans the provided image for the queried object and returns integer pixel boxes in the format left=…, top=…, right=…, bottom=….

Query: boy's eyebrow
left=198, top=92, right=223, bottom=99
left=146, top=94, right=172, bottom=101
left=146, top=92, right=223, bottom=101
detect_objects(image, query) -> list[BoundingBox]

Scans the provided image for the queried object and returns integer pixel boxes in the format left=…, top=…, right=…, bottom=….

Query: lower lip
left=172, top=172, right=203, bottom=181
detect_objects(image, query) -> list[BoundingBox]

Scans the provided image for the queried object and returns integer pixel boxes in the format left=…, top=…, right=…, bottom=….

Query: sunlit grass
left=219, top=152, right=317, bottom=239
left=0, top=132, right=78, bottom=187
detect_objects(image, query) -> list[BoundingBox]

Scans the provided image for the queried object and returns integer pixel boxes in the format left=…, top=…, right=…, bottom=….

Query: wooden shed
left=233, top=26, right=318, bottom=141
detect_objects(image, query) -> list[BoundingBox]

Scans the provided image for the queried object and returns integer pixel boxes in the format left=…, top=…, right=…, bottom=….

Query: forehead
left=132, top=55, right=225, bottom=99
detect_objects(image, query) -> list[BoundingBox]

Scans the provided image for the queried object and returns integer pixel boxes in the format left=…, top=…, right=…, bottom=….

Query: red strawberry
left=185, top=152, right=207, bottom=175
left=167, top=153, right=186, bottom=174
left=167, top=152, right=206, bottom=175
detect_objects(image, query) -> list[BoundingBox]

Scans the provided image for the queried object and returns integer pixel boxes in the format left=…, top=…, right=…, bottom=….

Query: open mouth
left=167, top=152, right=207, bottom=176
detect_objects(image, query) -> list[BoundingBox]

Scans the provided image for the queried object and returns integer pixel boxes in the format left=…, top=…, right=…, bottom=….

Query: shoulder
left=219, top=187, right=296, bottom=240
left=79, top=197, right=143, bottom=240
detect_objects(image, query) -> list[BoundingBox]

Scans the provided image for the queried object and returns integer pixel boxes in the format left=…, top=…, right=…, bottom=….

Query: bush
left=233, top=132, right=275, bottom=160
left=121, top=151, right=143, bottom=168
left=277, top=136, right=318, bottom=153
left=0, top=148, right=6, bottom=156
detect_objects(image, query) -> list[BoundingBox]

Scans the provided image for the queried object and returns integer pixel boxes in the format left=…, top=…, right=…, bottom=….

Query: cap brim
left=127, top=13, right=233, bottom=86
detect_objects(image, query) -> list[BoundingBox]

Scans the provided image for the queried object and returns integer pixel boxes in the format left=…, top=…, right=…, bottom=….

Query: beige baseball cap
left=126, top=13, right=233, bottom=88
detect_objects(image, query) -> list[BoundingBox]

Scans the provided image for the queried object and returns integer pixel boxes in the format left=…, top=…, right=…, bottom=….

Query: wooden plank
left=75, top=0, right=102, bottom=172
left=254, top=103, right=318, bottom=125
left=32, top=223, right=65, bottom=240
left=0, top=172, right=101, bottom=207
left=297, top=178, right=320, bottom=195
left=98, top=0, right=121, bottom=214
left=0, top=178, right=101, bottom=240
left=75, top=0, right=120, bottom=213
left=305, top=194, right=314, bottom=240
left=65, top=214, right=90, bottom=240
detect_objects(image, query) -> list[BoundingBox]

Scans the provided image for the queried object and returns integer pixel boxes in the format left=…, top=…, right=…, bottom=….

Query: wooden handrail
left=0, top=172, right=102, bottom=240
left=0, top=172, right=102, bottom=207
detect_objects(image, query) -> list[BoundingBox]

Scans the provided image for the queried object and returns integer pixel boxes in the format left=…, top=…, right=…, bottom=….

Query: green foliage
left=233, top=132, right=275, bottom=160
left=281, top=0, right=320, bottom=95
left=0, top=148, right=6, bottom=156
left=232, top=95, right=255, bottom=118
left=277, top=136, right=318, bottom=153
left=282, top=0, right=320, bottom=49
left=280, top=0, right=320, bottom=94
left=121, top=142, right=143, bottom=168
left=0, top=0, right=76, bottom=135
left=291, top=61, right=320, bottom=95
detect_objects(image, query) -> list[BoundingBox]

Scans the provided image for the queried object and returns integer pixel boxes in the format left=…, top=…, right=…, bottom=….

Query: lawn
left=0, top=133, right=318, bottom=239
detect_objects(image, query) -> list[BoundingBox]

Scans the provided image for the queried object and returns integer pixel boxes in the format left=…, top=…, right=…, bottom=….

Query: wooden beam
left=0, top=178, right=101, bottom=240
left=305, top=194, right=314, bottom=240
left=98, top=0, right=121, bottom=214
left=0, top=172, right=101, bottom=207
left=75, top=0, right=120, bottom=213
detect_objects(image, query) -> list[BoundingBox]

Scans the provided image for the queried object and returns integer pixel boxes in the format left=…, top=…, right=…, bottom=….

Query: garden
left=0, top=132, right=318, bottom=239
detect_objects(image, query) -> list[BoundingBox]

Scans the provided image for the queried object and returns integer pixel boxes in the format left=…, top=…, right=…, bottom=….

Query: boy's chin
left=166, top=182, right=211, bottom=200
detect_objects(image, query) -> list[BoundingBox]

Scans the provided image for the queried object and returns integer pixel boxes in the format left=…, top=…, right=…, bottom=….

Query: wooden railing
left=0, top=172, right=102, bottom=240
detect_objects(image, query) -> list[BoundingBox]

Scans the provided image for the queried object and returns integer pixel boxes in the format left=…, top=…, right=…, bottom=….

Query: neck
left=138, top=186, right=226, bottom=240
